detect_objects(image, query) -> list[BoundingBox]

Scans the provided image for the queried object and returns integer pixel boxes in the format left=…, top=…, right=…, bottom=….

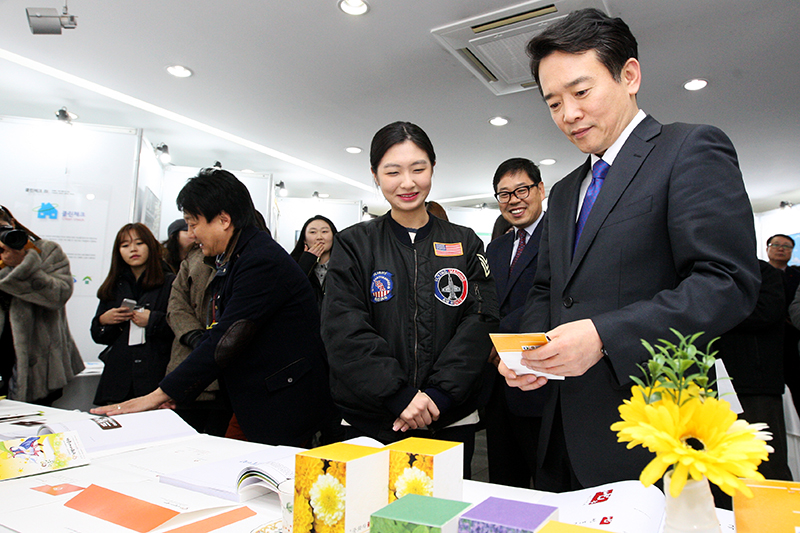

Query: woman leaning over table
left=91, top=223, right=174, bottom=406
left=321, top=121, right=499, bottom=477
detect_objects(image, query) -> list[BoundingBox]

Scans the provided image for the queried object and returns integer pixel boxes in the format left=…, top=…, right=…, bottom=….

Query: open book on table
left=37, top=409, right=198, bottom=458
left=159, top=445, right=302, bottom=502
left=489, top=333, right=564, bottom=380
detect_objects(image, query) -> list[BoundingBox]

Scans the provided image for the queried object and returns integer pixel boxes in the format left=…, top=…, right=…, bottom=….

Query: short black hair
left=768, top=234, right=795, bottom=247
left=176, top=168, right=257, bottom=229
left=492, top=158, right=541, bottom=192
left=370, top=121, right=436, bottom=173
left=526, top=8, right=638, bottom=91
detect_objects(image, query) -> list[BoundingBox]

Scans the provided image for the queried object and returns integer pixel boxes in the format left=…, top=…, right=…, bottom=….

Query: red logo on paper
left=600, top=517, right=613, bottom=525
left=588, top=490, right=613, bottom=504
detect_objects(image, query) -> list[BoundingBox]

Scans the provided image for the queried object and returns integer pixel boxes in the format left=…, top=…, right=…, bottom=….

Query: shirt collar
left=591, top=109, right=647, bottom=167
left=517, top=211, right=545, bottom=239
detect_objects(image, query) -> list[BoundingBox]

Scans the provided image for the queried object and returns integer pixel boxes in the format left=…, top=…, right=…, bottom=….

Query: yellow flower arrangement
left=294, top=495, right=315, bottom=533
left=295, top=456, right=325, bottom=500
left=611, top=330, right=773, bottom=498
left=309, top=473, right=346, bottom=527
left=394, top=466, right=434, bottom=498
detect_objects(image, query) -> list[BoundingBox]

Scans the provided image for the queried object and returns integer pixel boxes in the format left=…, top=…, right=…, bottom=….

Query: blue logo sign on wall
left=36, top=202, right=58, bottom=219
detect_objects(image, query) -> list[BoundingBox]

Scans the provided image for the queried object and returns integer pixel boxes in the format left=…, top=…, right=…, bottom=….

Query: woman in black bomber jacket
left=91, top=223, right=174, bottom=405
left=321, top=122, right=499, bottom=476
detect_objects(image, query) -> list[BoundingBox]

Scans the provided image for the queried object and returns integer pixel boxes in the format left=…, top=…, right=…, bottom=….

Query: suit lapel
left=553, top=160, right=589, bottom=282
left=569, top=117, right=661, bottom=278
left=494, top=231, right=512, bottom=303
left=505, top=221, right=543, bottom=294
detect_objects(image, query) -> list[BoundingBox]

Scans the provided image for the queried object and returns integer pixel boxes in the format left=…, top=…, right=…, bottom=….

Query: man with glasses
left=768, top=234, right=800, bottom=417
left=484, top=158, right=546, bottom=488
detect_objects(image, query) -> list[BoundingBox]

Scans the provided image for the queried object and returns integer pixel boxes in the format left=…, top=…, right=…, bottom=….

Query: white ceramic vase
left=662, top=470, right=721, bottom=533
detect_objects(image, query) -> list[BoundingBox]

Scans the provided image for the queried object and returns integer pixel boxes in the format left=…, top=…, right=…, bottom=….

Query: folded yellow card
left=489, top=333, right=564, bottom=380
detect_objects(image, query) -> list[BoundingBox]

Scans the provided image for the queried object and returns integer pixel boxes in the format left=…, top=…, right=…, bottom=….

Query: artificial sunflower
left=613, top=389, right=772, bottom=497
left=611, top=330, right=774, bottom=498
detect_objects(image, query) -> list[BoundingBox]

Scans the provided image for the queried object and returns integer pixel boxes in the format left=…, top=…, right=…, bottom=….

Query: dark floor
left=471, top=428, right=490, bottom=482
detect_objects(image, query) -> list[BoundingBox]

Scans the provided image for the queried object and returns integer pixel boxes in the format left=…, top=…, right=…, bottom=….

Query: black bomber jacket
left=322, top=213, right=499, bottom=441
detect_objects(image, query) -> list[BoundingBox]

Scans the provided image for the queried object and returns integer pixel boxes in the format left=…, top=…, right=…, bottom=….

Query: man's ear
left=622, top=57, right=642, bottom=96
left=218, top=211, right=232, bottom=230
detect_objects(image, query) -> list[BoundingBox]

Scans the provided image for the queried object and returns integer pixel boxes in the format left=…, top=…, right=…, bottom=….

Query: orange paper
left=489, top=333, right=549, bottom=352
left=32, top=483, right=85, bottom=496
left=65, top=484, right=179, bottom=533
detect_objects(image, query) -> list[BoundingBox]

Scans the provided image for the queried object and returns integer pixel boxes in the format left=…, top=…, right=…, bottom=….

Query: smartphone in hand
left=121, top=298, right=137, bottom=310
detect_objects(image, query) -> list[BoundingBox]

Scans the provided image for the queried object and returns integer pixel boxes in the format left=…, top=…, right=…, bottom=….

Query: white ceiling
left=1, top=0, right=798, bottom=213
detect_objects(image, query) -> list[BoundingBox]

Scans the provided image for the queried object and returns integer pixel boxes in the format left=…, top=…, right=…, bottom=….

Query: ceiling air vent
left=431, top=0, right=609, bottom=96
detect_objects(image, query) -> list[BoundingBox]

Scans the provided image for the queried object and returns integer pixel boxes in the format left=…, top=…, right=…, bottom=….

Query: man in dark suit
left=499, top=8, right=761, bottom=492
left=484, top=158, right=547, bottom=487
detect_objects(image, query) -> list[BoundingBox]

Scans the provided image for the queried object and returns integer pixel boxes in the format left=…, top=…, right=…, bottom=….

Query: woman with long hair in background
left=91, top=223, right=175, bottom=405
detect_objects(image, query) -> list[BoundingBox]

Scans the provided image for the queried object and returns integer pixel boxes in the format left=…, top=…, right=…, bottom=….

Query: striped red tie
left=510, top=229, right=527, bottom=273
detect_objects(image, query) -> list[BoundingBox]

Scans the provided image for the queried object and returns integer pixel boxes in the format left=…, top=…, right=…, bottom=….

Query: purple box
left=458, top=497, right=559, bottom=533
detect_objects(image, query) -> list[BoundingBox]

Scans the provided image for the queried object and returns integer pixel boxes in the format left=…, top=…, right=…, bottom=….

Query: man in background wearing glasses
left=484, top=158, right=546, bottom=489
left=768, top=234, right=800, bottom=418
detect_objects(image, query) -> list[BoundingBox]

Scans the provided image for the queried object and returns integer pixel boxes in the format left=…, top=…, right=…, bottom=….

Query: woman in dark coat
left=91, top=223, right=174, bottom=405
left=290, top=215, right=337, bottom=309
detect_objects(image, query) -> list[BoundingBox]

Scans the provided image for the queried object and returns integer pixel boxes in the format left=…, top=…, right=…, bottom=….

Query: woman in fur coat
left=0, top=205, right=84, bottom=404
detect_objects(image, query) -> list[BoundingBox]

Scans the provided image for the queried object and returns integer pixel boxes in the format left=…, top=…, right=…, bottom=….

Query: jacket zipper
left=413, top=247, right=419, bottom=388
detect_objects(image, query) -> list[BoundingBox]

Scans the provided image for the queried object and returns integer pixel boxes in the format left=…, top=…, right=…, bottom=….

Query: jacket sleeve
left=145, top=273, right=175, bottom=341
left=91, top=298, right=123, bottom=346
left=425, top=232, right=499, bottom=406
left=733, top=261, right=784, bottom=332
left=0, top=241, right=73, bottom=310
left=166, top=258, right=204, bottom=339
left=296, top=251, right=318, bottom=277
left=322, top=231, right=412, bottom=411
left=790, top=280, right=800, bottom=330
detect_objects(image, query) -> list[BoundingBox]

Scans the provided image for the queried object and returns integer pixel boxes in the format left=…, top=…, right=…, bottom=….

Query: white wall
left=273, top=198, right=363, bottom=252
left=444, top=206, right=502, bottom=250
left=0, top=115, right=142, bottom=364
left=160, top=167, right=272, bottom=241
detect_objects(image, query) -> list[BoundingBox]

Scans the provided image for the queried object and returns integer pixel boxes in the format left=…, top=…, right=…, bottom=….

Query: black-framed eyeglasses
left=768, top=243, right=794, bottom=251
left=494, top=184, right=537, bottom=204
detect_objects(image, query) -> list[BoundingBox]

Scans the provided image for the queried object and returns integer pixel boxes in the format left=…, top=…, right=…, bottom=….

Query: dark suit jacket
left=486, top=220, right=548, bottom=416
left=520, top=115, right=761, bottom=488
left=717, top=260, right=785, bottom=395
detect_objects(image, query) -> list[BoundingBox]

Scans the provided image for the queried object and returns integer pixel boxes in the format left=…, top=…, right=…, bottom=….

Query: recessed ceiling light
left=339, top=0, right=369, bottom=15
left=683, top=78, right=707, bottom=91
left=345, top=146, right=362, bottom=154
left=318, top=193, right=330, bottom=198
left=86, top=193, right=95, bottom=200
left=489, top=116, right=509, bottom=127
left=241, top=168, right=254, bottom=173
left=539, top=158, right=556, bottom=166
left=166, top=65, right=193, bottom=78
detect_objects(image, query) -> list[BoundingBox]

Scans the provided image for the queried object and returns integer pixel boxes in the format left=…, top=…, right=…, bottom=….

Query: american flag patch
left=433, top=242, right=463, bottom=257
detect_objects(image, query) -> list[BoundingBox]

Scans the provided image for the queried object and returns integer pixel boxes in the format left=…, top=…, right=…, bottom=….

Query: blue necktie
left=574, top=159, right=610, bottom=254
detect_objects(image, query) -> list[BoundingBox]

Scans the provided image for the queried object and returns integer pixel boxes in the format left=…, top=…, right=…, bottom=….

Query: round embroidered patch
left=371, top=270, right=394, bottom=303
left=434, top=268, right=468, bottom=306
